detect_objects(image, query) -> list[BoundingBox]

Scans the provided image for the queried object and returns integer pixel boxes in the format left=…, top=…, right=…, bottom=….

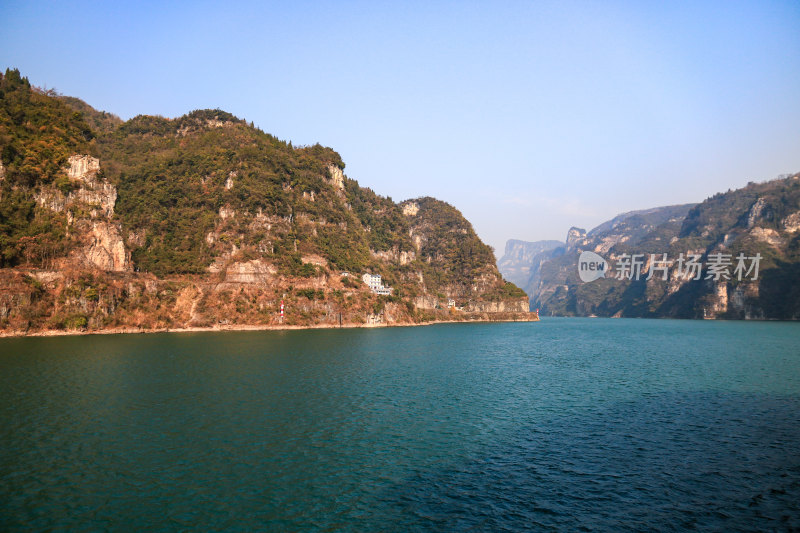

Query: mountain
left=497, top=239, right=562, bottom=288
left=517, top=180, right=800, bottom=319
left=497, top=205, right=695, bottom=307
left=0, top=68, right=531, bottom=334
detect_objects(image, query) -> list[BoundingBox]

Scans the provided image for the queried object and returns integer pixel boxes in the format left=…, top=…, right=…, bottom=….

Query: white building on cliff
left=362, top=273, right=393, bottom=295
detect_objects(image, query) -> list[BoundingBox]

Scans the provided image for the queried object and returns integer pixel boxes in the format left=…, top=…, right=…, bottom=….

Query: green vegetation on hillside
left=0, top=68, right=527, bottom=329
left=94, top=109, right=359, bottom=275
left=412, top=197, right=496, bottom=288
left=59, top=95, right=122, bottom=134
left=0, top=69, right=93, bottom=187
left=0, top=68, right=89, bottom=267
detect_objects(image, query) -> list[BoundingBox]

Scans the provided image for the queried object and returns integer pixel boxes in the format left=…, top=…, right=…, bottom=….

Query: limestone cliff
left=34, top=154, right=115, bottom=217
left=80, top=221, right=129, bottom=272
left=521, top=178, right=799, bottom=319
left=0, top=70, right=532, bottom=334
left=32, top=155, right=130, bottom=272
left=400, top=197, right=530, bottom=313
left=497, top=239, right=562, bottom=288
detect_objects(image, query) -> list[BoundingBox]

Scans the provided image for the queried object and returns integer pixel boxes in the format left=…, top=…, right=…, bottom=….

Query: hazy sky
left=2, top=1, right=799, bottom=254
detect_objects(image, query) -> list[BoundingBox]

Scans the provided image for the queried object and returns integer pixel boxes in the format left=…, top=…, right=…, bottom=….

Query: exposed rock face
left=587, top=204, right=694, bottom=256
left=497, top=239, right=562, bottom=288
left=73, top=184, right=117, bottom=220
left=224, top=259, right=277, bottom=284
left=67, top=154, right=100, bottom=180
left=401, top=201, right=419, bottom=216
left=513, top=204, right=700, bottom=313
left=661, top=249, right=703, bottom=296
left=30, top=154, right=131, bottom=272
left=566, top=227, right=587, bottom=249
left=593, top=234, right=630, bottom=254
left=35, top=155, right=117, bottom=218
left=466, top=299, right=529, bottom=313
left=412, top=294, right=528, bottom=313
left=225, top=171, right=236, bottom=190
left=327, top=165, right=344, bottom=190
left=397, top=197, right=530, bottom=313
left=782, top=211, right=800, bottom=233
left=747, top=197, right=767, bottom=228
left=176, top=115, right=235, bottom=137
left=29, top=271, right=65, bottom=286
left=409, top=229, right=425, bottom=252
left=521, top=177, right=800, bottom=319
left=750, top=227, right=783, bottom=249
left=370, top=248, right=416, bottom=266
left=81, top=221, right=130, bottom=272
left=34, top=190, right=66, bottom=213
left=412, top=295, right=438, bottom=309
left=706, top=282, right=729, bottom=317
left=728, top=282, right=762, bottom=319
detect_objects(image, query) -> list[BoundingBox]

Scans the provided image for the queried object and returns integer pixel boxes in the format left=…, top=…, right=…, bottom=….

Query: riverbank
left=0, top=313, right=539, bottom=338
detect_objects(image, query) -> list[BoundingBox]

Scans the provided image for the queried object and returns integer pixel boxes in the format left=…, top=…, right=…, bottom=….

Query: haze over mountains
left=499, top=178, right=800, bottom=320
left=497, top=239, right=562, bottom=289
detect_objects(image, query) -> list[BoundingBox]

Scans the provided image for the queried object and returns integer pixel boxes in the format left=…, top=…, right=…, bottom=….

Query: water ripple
left=0, top=319, right=799, bottom=531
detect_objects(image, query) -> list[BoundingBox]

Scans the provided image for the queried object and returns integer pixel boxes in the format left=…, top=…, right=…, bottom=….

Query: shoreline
left=0, top=316, right=539, bottom=339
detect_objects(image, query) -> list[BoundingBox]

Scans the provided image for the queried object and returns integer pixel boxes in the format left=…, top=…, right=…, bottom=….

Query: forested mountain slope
left=0, top=69, right=530, bottom=333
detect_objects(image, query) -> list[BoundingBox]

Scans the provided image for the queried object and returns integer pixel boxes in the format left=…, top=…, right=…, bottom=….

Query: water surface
left=1, top=319, right=799, bottom=531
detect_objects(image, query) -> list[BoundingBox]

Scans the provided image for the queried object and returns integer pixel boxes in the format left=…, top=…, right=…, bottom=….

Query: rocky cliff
left=0, top=69, right=532, bottom=334
left=516, top=180, right=800, bottom=320
left=497, top=239, right=562, bottom=288
left=399, top=198, right=529, bottom=313
left=32, top=155, right=130, bottom=272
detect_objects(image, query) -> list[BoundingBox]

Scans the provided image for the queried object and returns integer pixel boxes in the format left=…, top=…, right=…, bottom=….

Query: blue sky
left=2, top=1, right=799, bottom=254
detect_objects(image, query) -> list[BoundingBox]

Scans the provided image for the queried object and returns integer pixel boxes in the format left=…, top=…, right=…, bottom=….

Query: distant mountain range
left=499, top=175, right=800, bottom=319
left=496, top=239, right=563, bottom=289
